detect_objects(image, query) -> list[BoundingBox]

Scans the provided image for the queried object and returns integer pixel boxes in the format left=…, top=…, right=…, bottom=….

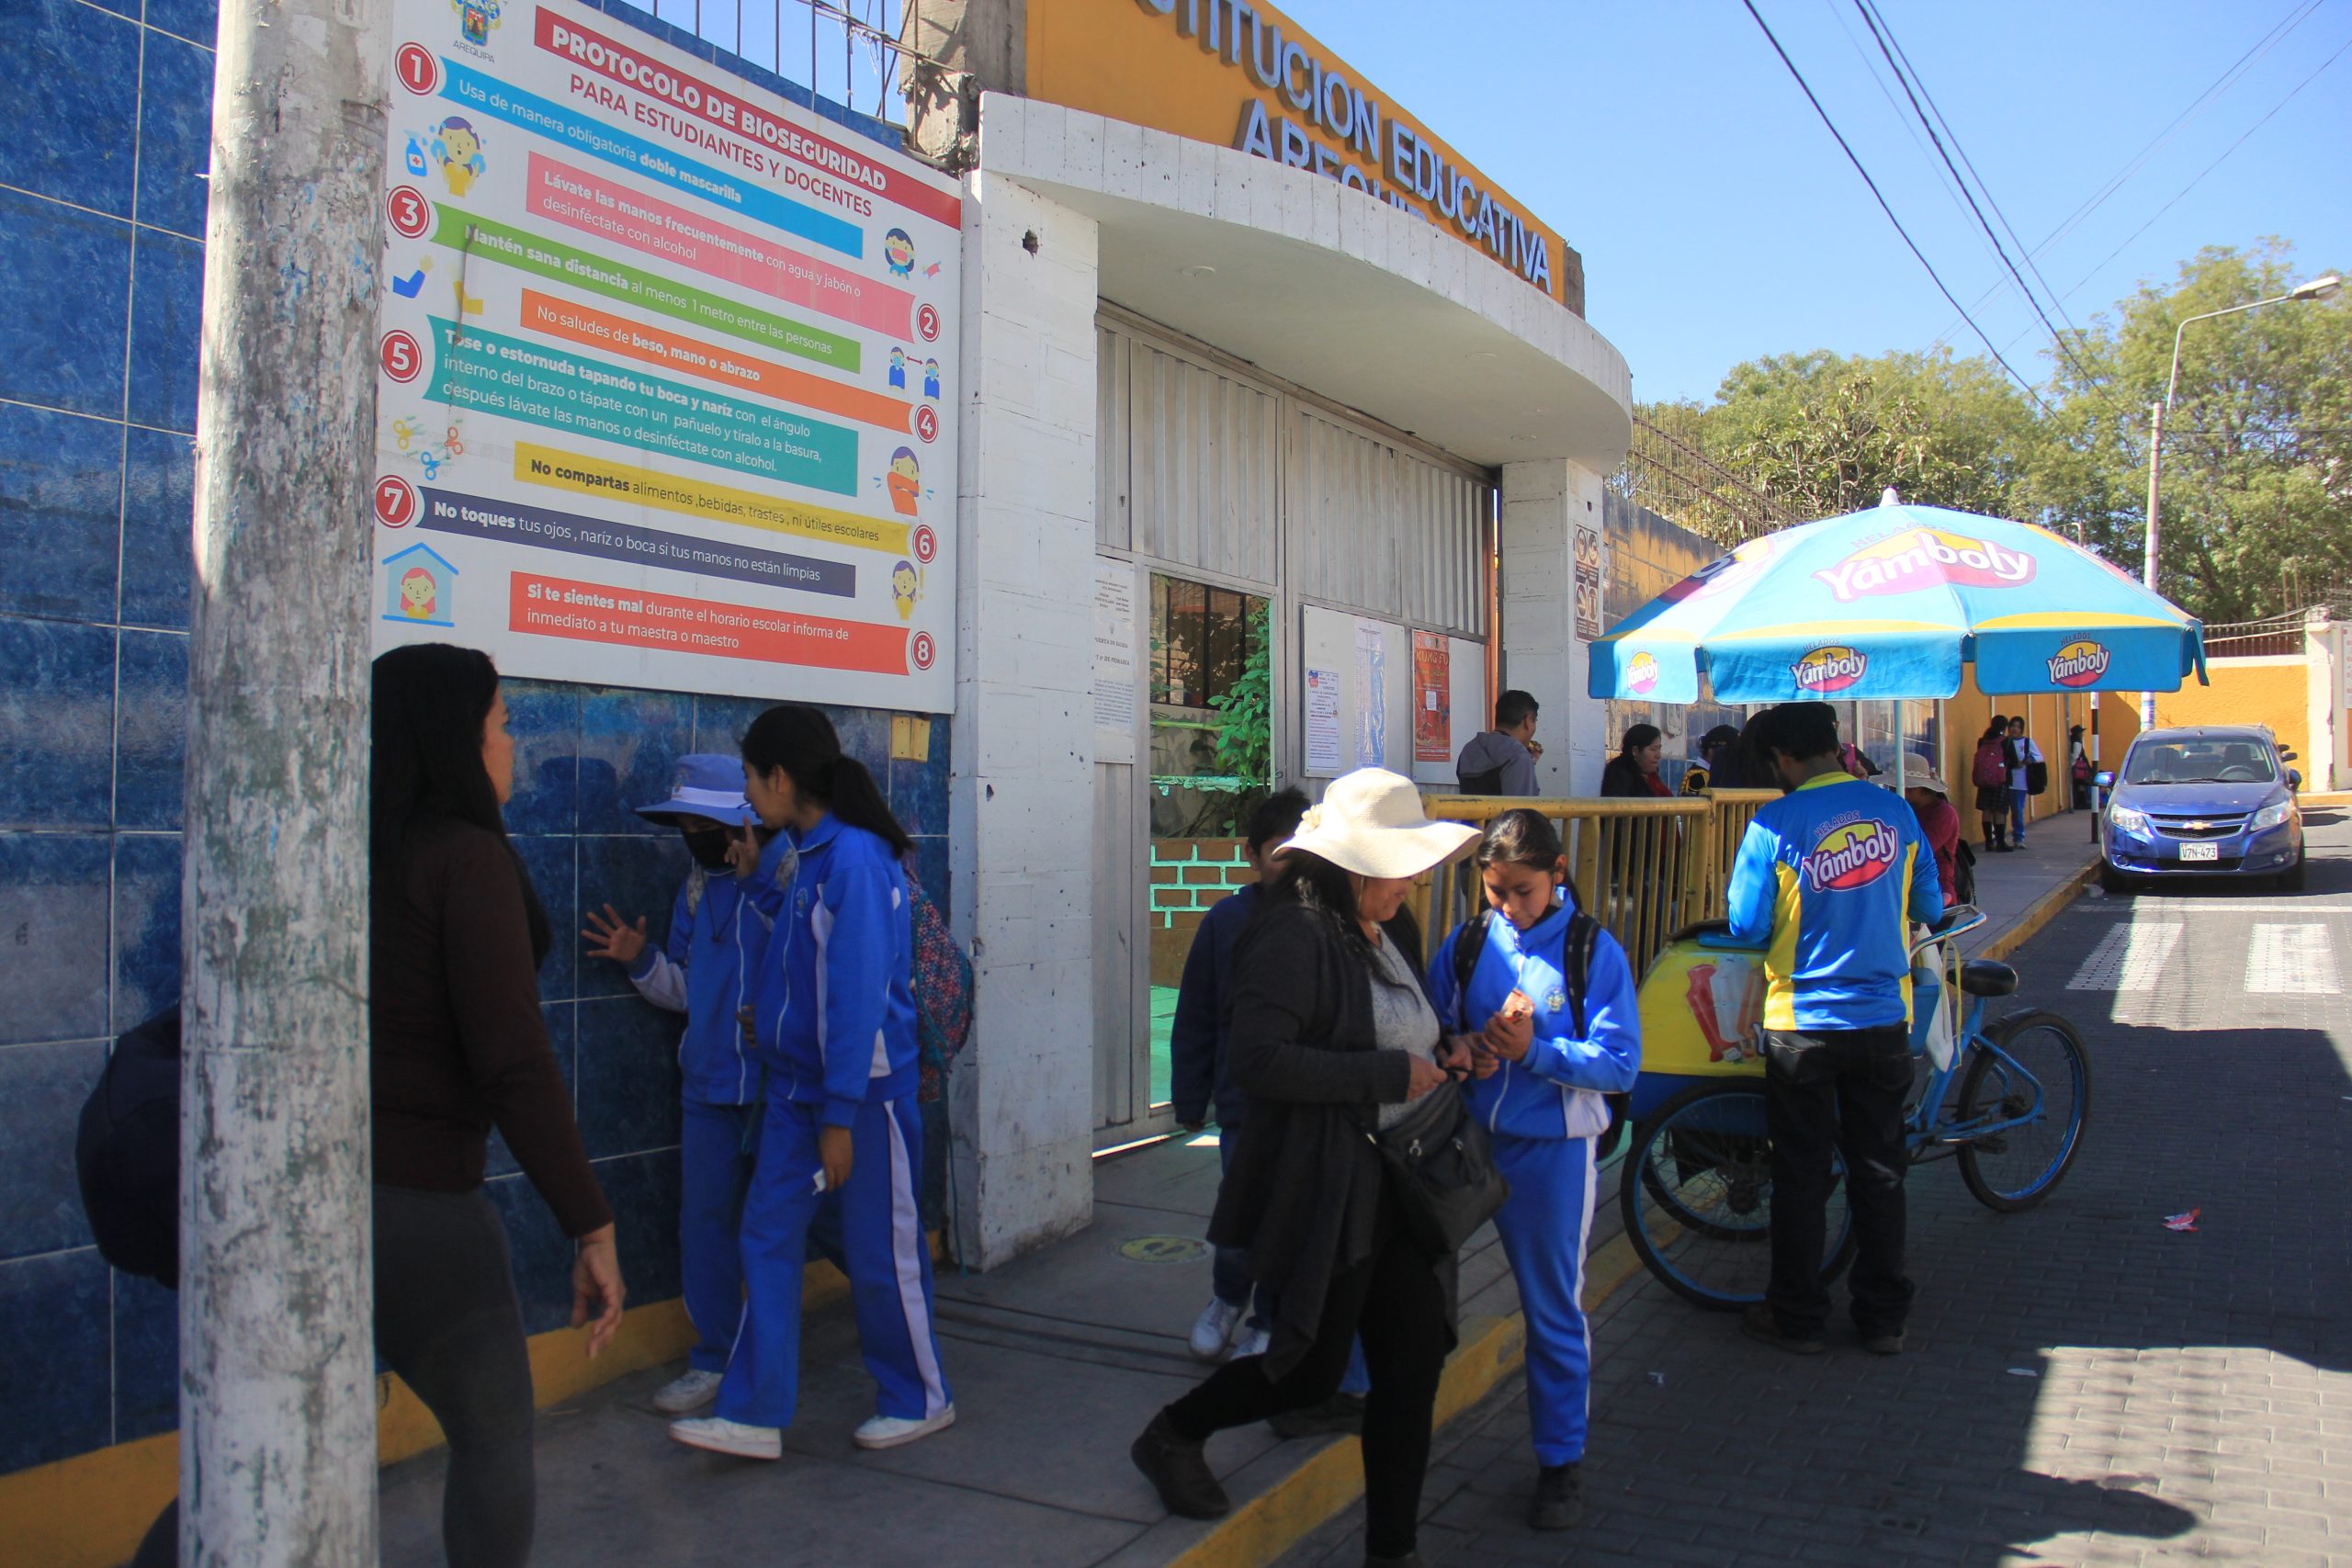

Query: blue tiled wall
left=0, top=0, right=944, bottom=1479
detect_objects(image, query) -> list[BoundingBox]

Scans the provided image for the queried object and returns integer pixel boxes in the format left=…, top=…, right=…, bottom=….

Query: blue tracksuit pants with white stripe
left=1491, top=1134, right=1599, bottom=1467
left=716, top=1094, right=950, bottom=1428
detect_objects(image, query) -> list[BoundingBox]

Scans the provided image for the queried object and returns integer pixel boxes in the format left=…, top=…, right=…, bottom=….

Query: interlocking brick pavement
left=1282, top=811, right=2352, bottom=1568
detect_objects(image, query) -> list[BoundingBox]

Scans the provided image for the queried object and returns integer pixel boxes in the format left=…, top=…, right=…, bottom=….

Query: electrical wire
left=1740, top=0, right=2056, bottom=415
left=1853, top=0, right=2111, bottom=406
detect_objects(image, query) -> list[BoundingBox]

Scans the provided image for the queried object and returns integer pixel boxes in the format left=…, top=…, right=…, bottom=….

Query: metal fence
left=1411, top=791, right=1781, bottom=980
left=2202, top=611, right=2312, bottom=660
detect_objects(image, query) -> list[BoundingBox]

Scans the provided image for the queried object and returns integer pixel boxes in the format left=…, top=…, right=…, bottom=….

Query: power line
left=2056, top=29, right=2352, bottom=303
left=1852, top=0, right=2111, bottom=406
left=1739, top=0, right=2056, bottom=415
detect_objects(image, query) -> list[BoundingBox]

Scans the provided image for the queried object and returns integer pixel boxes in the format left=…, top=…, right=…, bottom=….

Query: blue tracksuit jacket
left=1425, top=899, right=1642, bottom=1140
left=748, top=814, right=920, bottom=1124
left=1170, top=883, right=1260, bottom=1130
left=1725, top=773, right=1946, bottom=1032
left=624, top=835, right=794, bottom=1105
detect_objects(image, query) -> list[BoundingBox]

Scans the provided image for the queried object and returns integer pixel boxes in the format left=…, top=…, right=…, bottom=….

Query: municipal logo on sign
left=2048, top=639, right=2111, bottom=688
left=1792, top=645, right=1868, bottom=694
left=1627, top=651, right=1659, bottom=695
left=1802, top=818, right=1900, bottom=892
left=1814, top=528, right=2036, bottom=603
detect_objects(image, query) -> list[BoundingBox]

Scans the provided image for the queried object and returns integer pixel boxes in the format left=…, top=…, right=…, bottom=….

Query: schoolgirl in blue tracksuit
left=668, top=706, right=953, bottom=1460
left=583, top=754, right=796, bottom=1418
left=1427, top=809, right=1640, bottom=1532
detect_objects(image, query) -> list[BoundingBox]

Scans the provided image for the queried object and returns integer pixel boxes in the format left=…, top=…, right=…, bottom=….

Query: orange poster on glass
left=1413, top=631, right=1451, bottom=762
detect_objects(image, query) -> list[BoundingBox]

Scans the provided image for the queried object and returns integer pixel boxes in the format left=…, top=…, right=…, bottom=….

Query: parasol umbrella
left=1588, top=493, right=2206, bottom=795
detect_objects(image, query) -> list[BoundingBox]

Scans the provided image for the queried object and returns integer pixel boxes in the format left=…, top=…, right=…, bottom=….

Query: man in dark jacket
left=1455, top=690, right=1543, bottom=795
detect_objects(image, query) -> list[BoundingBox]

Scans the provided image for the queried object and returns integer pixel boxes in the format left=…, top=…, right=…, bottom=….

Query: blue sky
left=1280, top=0, right=2352, bottom=406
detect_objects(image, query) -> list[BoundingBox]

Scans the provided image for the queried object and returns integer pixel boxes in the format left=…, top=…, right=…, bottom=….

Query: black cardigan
left=1208, top=900, right=1457, bottom=1380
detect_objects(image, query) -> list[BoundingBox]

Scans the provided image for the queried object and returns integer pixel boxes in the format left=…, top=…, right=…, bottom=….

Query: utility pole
left=2139, top=399, right=2163, bottom=731
left=180, top=0, right=390, bottom=1560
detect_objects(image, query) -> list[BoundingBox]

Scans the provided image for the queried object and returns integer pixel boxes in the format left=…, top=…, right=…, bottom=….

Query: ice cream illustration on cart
left=1685, top=953, right=1764, bottom=1064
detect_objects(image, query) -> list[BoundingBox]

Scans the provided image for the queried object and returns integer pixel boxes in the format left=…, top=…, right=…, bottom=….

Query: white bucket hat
left=1276, top=769, right=1480, bottom=880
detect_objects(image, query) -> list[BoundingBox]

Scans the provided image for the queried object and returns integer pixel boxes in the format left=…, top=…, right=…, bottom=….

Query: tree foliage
left=1636, top=241, right=2348, bottom=623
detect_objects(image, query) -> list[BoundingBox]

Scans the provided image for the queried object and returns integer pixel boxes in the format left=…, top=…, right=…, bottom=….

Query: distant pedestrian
left=1699, top=723, right=1748, bottom=790
left=669, top=706, right=953, bottom=1461
left=1456, top=690, right=1543, bottom=795
left=372, top=644, right=626, bottom=1568
left=2004, top=716, right=2045, bottom=849
left=2068, top=724, right=2092, bottom=810
left=1600, top=724, right=1672, bottom=798
left=1174, top=786, right=1375, bottom=1434
left=1972, top=717, right=2011, bottom=852
left=1726, top=703, right=1942, bottom=1359
left=1426, top=810, right=1640, bottom=1531
left=1131, top=769, right=1478, bottom=1568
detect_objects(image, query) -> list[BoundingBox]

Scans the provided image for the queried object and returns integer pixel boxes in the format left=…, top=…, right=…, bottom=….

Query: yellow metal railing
left=1412, top=791, right=1781, bottom=978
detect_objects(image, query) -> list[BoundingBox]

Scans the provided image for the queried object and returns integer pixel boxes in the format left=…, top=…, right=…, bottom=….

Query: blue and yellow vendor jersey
left=1724, top=773, right=1945, bottom=1032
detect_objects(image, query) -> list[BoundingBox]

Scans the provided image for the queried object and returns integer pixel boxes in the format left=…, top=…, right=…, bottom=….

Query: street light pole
left=181, top=0, right=390, bottom=1560
left=2139, top=273, right=2342, bottom=728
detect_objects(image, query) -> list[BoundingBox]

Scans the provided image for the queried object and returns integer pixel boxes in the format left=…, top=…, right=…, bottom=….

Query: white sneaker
left=668, top=1416, right=782, bottom=1460
left=652, top=1368, right=724, bottom=1415
left=1230, top=1326, right=1272, bottom=1360
left=1189, top=1297, right=1244, bottom=1360
left=853, top=1405, right=956, bottom=1450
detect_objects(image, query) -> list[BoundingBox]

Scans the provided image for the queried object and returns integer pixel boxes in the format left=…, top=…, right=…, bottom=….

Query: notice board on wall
left=1300, top=605, right=1473, bottom=782
left=370, top=0, right=962, bottom=710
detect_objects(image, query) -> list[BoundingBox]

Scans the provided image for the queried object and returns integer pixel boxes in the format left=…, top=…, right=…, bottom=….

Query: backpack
left=2071, top=751, right=2093, bottom=784
left=75, top=1007, right=183, bottom=1290
left=1449, top=905, right=1631, bottom=1155
left=1972, top=739, right=2007, bottom=789
left=906, top=873, right=974, bottom=1105
left=1952, top=839, right=1977, bottom=907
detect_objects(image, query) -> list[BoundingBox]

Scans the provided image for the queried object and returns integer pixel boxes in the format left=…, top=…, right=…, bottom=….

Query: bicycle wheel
left=1618, top=1079, right=1857, bottom=1312
left=1956, top=1009, right=2091, bottom=1213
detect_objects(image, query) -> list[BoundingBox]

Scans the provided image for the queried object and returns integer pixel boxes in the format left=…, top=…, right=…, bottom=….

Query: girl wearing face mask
left=582, top=753, right=790, bottom=1418
left=1425, top=810, right=1641, bottom=1536
left=668, top=707, right=954, bottom=1460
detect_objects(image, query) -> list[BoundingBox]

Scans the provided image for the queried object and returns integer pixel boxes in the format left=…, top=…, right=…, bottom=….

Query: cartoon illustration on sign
left=888, top=347, right=907, bottom=389
left=890, top=560, right=920, bottom=621
left=383, top=544, right=458, bottom=628
left=885, top=447, right=922, bottom=516
left=403, top=134, right=430, bottom=178
left=390, top=256, right=433, bottom=299
left=922, top=357, right=941, bottom=399
left=882, top=228, right=916, bottom=277
left=430, top=118, right=486, bottom=197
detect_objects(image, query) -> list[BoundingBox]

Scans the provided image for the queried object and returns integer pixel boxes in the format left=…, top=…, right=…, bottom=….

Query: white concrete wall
left=948, top=165, right=1101, bottom=1267
left=1500, top=458, right=1607, bottom=796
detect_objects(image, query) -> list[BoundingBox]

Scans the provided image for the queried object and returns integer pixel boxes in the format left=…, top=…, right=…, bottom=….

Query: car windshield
left=2122, top=739, right=2277, bottom=785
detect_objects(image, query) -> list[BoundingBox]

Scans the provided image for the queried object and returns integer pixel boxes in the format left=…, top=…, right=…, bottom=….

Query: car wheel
left=2098, top=863, right=2132, bottom=896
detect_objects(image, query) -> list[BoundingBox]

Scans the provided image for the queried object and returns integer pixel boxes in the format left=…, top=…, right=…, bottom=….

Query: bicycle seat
left=1959, top=960, right=2018, bottom=998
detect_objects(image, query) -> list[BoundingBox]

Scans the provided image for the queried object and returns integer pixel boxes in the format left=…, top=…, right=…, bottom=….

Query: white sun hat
left=1276, top=769, right=1480, bottom=880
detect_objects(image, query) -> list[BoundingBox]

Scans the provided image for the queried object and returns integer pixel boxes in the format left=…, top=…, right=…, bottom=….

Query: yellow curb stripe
left=1979, top=861, right=2097, bottom=964
left=1165, top=1232, right=1645, bottom=1568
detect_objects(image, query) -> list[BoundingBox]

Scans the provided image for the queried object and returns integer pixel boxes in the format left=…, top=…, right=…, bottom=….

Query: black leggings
left=1163, top=1195, right=1450, bottom=1560
left=375, top=1185, right=539, bottom=1568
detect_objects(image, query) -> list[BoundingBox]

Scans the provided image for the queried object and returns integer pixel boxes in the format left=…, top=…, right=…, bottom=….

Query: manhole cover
left=1115, top=1235, right=1208, bottom=1265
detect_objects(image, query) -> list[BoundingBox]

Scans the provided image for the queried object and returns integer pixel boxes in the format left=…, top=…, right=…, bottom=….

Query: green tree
left=2037, top=241, right=2351, bottom=622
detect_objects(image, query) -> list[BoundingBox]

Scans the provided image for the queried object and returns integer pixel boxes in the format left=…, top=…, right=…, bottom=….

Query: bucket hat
left=1276, top=769, right=1479, bottom=880
left=1900, top=767, right=1953, bottom=799
left=635, top=753, right=754, bottom=825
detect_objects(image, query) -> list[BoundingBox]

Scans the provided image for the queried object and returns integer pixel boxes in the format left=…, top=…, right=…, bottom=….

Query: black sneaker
left=1130, top=1410, right=1231, bottom=1519
left=1530, top=1462, right=1584, bottom=1530
left=1741, top=1303, right=1826, bottom=1356
left=1270, top=1393, right=1366, bottom=1439
left=1859, top=1328, right=1905, bottom=1356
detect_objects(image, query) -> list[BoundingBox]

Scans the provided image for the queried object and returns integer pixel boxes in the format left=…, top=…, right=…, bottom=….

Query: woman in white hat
left=1902, top=765, right=1962, bottom=905
left=1130, top=769, right=1478, bottom=1568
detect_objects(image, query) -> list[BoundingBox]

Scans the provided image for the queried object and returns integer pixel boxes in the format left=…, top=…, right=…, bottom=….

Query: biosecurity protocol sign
left=372, top=0, right=961, bottom=709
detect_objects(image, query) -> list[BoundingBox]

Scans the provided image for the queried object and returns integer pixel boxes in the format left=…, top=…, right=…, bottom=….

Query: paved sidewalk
left=1281, top=807, right=2352, bottom=1568
left=1958, top=809, right=2099, bottom=958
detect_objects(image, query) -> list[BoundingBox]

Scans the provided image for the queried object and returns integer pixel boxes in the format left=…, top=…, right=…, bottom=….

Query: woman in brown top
left=370, top=644, right=624, bottom=1568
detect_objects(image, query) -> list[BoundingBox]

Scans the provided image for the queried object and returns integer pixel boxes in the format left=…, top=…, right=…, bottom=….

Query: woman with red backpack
left=1972, top=717, right=2013, bottom=852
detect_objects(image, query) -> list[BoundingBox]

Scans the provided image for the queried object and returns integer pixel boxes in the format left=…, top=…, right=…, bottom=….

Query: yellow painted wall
left=1023, top=0, right=1577, bottom=309
left=1938, top=671, right=2137, bottom=830
left=2151, top=657, right=2310, bottom=775
left=1, top=1250, right=887, bottom=1568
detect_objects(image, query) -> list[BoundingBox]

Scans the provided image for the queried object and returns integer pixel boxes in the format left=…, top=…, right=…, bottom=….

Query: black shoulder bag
left=1357, top=1079, right=1509, bottom=1258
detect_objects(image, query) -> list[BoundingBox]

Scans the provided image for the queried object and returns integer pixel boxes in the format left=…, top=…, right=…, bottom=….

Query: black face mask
left=682, top=826, right=736, bottom=870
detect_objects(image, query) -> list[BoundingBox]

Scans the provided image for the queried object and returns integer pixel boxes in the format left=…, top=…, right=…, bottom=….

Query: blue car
left=2096, top=725, right=2305, bottom=894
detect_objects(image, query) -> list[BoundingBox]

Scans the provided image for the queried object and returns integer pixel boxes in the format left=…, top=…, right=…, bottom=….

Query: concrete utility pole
left=181, top=0, right=390, bottom=1561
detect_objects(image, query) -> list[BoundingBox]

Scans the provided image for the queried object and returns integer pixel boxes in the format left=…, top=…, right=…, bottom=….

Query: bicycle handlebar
left=1911, top=904, right=1986, bottom=963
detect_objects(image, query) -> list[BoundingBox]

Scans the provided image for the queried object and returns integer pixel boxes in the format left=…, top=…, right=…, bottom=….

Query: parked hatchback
left=2096, top=726, right=2304, bottom=893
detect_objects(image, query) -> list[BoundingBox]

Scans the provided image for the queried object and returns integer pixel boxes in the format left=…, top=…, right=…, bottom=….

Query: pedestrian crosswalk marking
left=2066, top=919, right=2183, bottom=992
left=2244, top=924, right=2341, bottom=995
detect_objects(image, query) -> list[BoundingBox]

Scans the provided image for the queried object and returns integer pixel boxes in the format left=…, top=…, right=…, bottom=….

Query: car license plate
left=2179, top=842, right=2219, bottom=862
